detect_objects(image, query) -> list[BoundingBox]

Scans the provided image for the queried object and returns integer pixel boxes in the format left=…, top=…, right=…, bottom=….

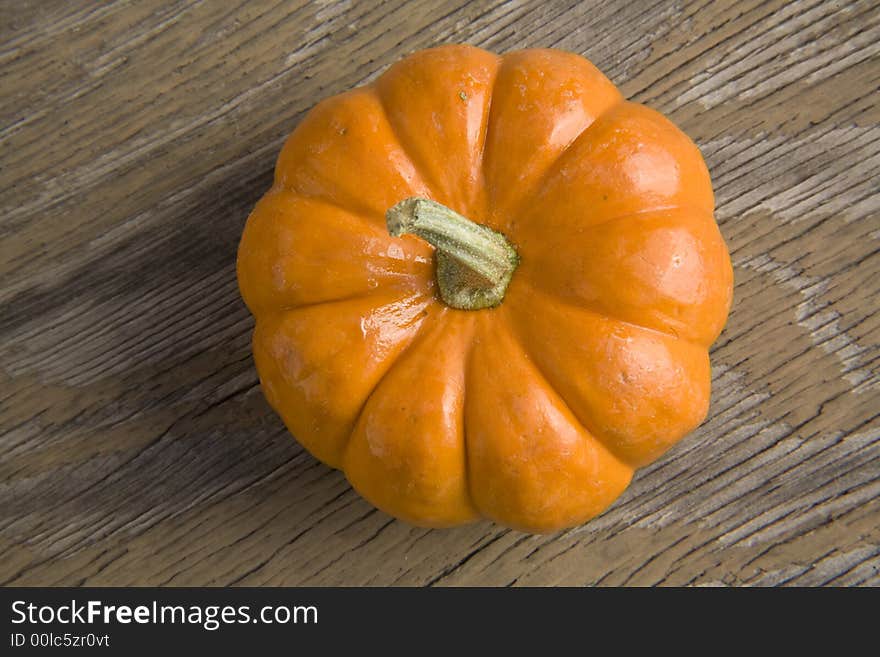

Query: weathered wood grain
left=1, top=0, right=877, bottom=586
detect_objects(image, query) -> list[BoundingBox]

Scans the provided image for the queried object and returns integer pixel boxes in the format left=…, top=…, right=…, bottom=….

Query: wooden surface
left=1, top=0, right=878, bottom=587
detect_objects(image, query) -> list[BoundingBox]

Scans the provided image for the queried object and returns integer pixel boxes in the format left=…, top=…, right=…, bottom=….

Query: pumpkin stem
left=386, top=197, right=520, bottom=310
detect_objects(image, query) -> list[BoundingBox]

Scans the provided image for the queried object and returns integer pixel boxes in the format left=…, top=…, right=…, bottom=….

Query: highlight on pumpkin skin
left=481, top=48, right=622, bottom=226
left=252, top=292, right=436, bottom=469
left=237, top=189, right=434, bottom=315
left=514, top=206, right=733, bottom=347
left=506, top=101, right=715, bottom=239
left=343, top=314, right=480, bottom=528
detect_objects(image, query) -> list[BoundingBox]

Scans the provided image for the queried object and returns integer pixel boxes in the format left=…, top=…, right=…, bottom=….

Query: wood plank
left=1, top=0, right=877, bottom=586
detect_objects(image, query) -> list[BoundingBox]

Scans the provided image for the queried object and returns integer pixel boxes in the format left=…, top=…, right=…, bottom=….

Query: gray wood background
left=1, top=0, right=878, bottom=586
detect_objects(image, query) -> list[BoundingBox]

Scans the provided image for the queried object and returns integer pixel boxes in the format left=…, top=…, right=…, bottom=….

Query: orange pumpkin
left=236, top=45, right=733, bottom=533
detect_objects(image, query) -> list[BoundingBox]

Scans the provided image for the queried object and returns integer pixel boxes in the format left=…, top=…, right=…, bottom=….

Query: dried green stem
left=386, top=197, right=519, bottom=310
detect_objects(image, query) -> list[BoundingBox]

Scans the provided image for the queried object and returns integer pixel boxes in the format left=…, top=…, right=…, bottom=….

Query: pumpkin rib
left=508, top=100, right=715, bottom=241
left=553, top=203, right=710, bottom=233
left=237, top=188, right=433, bottom=315
left=512, top=205, right=731, bottom=348
left=505, top=289, right=711, bottom=468
left=499, top=310, right=636, bottom=478
left=369, top=83, right=446, bottom=209
left=513, top=277, right=706, bottom=351
left=481, top=48, right=623, bottom=228
left=463, top=312, right=633, bottom=531
left=258, top=185, right=433, bottom=252
left=495, top=304, right=626, bottom=463
left=460, top=313, right=481, bottom=522
left=342, top=310, right=479, bottom=527
left=252, top=292, right=437, bottom=468
left=466, top=60, right=500, bottom=224
left=473, top=52, right=501, bottom=179
left=372, top=45, right=502, bottom=216
left=273, top=85, right=435, bottom=222
left=258, top=291, right=439, bottom=383
left=267, top=184, right=394, bottom=235
left=340, top=303, right=452, bottom=466
left=273, top=172, right=398, bottom=228
left=504, top=94, right=625, bottom=225
left=335, top=295, right=444, bottom=466
left=531, top=92, right=624, bottom=185
left=252, top=290, right=411, bottom=324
